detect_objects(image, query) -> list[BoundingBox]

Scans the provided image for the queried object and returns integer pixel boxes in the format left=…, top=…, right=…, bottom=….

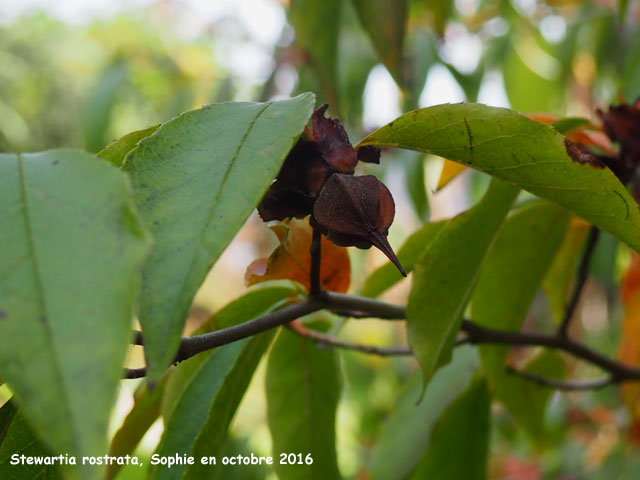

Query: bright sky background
left=1, top=0, right=513, bottom=130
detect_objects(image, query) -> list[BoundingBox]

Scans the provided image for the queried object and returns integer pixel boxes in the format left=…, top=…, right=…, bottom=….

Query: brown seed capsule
left=258, top=104, right=365, bottom=221
left=356, top=145, right=381, bottom=164
left=596, top=99, right=640, bottom=204
left=597, top=99, right=640, bottom=170
left=257, top=179, right=315, bottom=221
left=312, top=173, right=406, bottom=276
left=311, top=104, right=358, bottom=173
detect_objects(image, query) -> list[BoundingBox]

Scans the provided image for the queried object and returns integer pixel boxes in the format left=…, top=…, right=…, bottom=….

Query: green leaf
left=0, top=150, right=149, bottom=472
left=183, top=331, right=275, bottom=480
left=150, top=286, right=293, bottom=480
left=472, top=201, right=569, bottom=333
left=621, top=30, right=640, bottom=101
left=124, top=94, right=315, bottom=380
left=423, top=0, right=452, bottom=37
left=502, top=31, right=560, bottom=113
left=0, top=400, right=15, bottom=444
left=443, top=61, right=484, bottom=102
left=490, top=351, right=566, bottom=442
left=471, top=201, right=569, bottom=439
left=289, top=2, right=341, bottom=106
left=551, top=117, right=591, bottom=135
left=150, top=342, right=249, bottom=480
left=97, top=125, right=159, bottom=167
left=360, top=220, right=446, bottom=298
left=84, top=60, right=129, bottom=152
left=351, top=0, right=408, bottom=86
left=369, top=346, right=479, bottom=480
left=358, top=103, right=640, bottom=252
left=0, top=400, right=62, bottom=480
left=543, top=219, right=590, bottom=324
left=619, top=0, right=630, bottom=21
left=337, top=28, right=378, bottom=125
left=408, top=378, right=491, bottom=480
left=403, top=29, right=437, bottom=110
left=402, top=151, right=429, bottom=221
left=105, top=376, right=168, bottom=480
left=406, top=179, right=518, bottom=388
left=266, top=328, right=342, bottom=480
left=160, top=286, right=295, bottom=420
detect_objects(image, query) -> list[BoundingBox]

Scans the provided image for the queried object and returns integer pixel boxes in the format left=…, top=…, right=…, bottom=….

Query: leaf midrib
left=167, top=102, right=273, bottom=349
left=16, top=154, right=81, bottom=455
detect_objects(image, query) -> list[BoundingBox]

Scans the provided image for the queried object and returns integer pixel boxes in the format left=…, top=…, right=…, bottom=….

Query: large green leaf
left=0, top=150, right=149, bottom=475
left=369, top=346, right=479, bottom=480
left=124, top=94, right=315, bottom=380
left=408, top=378, right=491, bottom=480
left=266, top=328, right=342, bottom=480
left=351, top=0, right=408, bottom=86
left=406, top=179, right=519, bottom=387
left=360, top=220, right=446, bottom=298
left=0, top=400, right=62, bottom=480
left=358, top=103, right=640, bottom=252
left=289, top=2, right=340, bottom=106
left=471, top=201, right=568, bottom=439
left=150, top=286, right=293, bottom=480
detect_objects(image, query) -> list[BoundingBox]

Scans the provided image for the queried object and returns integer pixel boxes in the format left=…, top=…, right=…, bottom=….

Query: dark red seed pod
left=313, top=173, right=406, bottom=276
left=257, top=180, right=315, bottom=221
left=356, top=145, right=381, bottom=164
left=311, top=104, right=358, bottom=174
left=597, top=100, right=640, bottom=171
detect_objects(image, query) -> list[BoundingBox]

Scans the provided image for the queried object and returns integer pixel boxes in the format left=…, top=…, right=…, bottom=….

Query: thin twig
left=131, top=330, right=144, bottom=346
left=505, top=366, right=615, bottom=391
left=309, top=226, right=322, bottom=298
left=287, top=320, right=412, bottom=356
left=124, top=298, right=325, bottom=379
left=461, top=320, right=640, bottom=380
left=123, top=287, right=640, bottom=389
left=559, top=227, right=600, bottom=338
left=322, top=292, right=405, bottom=319
left=123, top=367, right=147, bottom=379
left=175, top=298, right=324, bottom=362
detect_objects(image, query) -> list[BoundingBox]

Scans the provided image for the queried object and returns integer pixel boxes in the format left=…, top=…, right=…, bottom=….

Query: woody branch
left=125, top=221, right=636, bottom=391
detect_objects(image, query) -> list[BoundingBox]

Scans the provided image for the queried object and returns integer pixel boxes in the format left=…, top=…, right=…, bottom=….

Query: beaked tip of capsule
left=369, top=230, right=407, bottom=278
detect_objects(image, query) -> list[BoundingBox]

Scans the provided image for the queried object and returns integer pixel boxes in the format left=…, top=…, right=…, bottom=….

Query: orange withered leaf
left=312, top=173, right=406, bottom=276
left=436, top=159, right=468, bottom=191
left=245, top=219, right=351, bottom=293
left=618, top=253, right=640, bottom=443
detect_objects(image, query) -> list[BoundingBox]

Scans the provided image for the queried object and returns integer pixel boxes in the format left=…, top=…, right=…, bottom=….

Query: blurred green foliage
left=2, top=1, right=640, bottom=478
